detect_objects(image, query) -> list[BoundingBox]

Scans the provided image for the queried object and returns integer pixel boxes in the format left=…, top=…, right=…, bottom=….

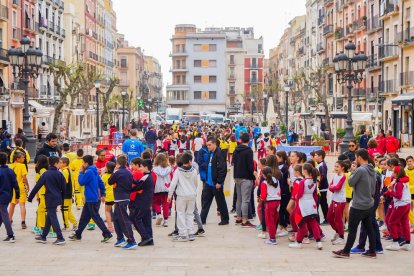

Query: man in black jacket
left=200, top=137, right=229, bottom=225
left=233, top=133, right=256, bottom=228
left=28, top=156, right=66, bottom=245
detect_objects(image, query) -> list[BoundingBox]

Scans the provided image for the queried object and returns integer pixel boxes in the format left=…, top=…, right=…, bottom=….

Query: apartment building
left=0, top=0, right=10, bottom=130
left=166, top=25, right=227, bottom=114
left=144, top=55, right=163, bottom=99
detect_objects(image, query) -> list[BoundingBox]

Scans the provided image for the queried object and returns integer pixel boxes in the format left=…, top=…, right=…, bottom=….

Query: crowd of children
left=0, top=123, right=413, bottom=258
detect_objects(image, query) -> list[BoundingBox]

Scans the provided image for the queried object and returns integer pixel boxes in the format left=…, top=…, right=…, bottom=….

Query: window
left=194, top=44, right=202, bottom=51
left=194, top=91, right=201, bottom=99
left=209, top=76, right=217, bottom=83
left=230, top=55, right=235, bottom=64
left=120, top=57, right=127, bottom=68
left=208, top=44, right=216, bottom=51
left=194, top=60, right=201, bottom=67
left=258, top=44, right=263, bottom=53
left=194, top=75, right=201, bottom=83
left=209, top=60, right=216, bottom=67
left=209, top=91, right=217, bottom=99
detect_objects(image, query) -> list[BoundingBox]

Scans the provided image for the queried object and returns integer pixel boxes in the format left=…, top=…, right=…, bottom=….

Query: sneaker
left=155, top=217, right=162, bottom=226
left=331, top=233, right=339, bottom=242
left=376, top=249, right=384, bottom=254
left=218, top=221, right=229, bottom=226
left=321, top=220, right=329, bottom=225
left=255, top=224, right=263, bottom=231
left=53, top=239, right=66, bottom=245
left=257, top=232, right=267, bottom=239
left=264, top=238, right=277, bottom=245
left=288, top=234, right=296, bottom=242
left=385, top=242, right=401, bottom=251
left=379, top=224, right=387, bottom=231
left=317, top=241, right=323, bottom=250
left=350, top=246, right=366, bottom=254
left=35, top=236, right=47, bottom=244
left=87, top=224, right=95, bottom=231
left=361, top=251, right=377, bottom=259
left=162, top=220, right=168, bottom=227
left=168, top=230, right=179, bottom=237
left=401, top=244, right=411, bottom=251
left=188, top=234, right=196, bottom=241
left=101, top=234, right=113, bottom=243
left=114, top=238, right=126, bottom=247
left=377, top=220, right=384, bottom=228
left=172, top=236, right=188, bottom=242
left=235, top=219, right=243, bottom=225
left=320, top=234, right=327, bottom=242
left=71, top=225, right=78, bottom=231
left=332, top=249, right=350, bottom=258
left=32, top=227, right=41, bottom=235
left=3, top=236, right=15, bottom=243
left=230, top=208, right=236, bottom=214
left=68, top=234, right=81, bottom=241
left=332, top=238, right=345, bottom=245
left=122, top=242, right=138, bottom=250
left=21, top=221, right=27, bottom=230
left=47, top=232, right=57, bottom=239
left=194, top=229, right=206, bottom=237
left=399, top=239, right=407, bottom=247
left=302, top=237, right=310, bottom=244
left=241, top=221, right=256, bottom=228
left=152, top=212, right=156, bottom=219
left=138, top=238, right=154, bottom=246
left=308, top=234, right=314, bottom=240
left=277, top=229, right=289, bottom=237
left=289, top=241, right=302, bottom=249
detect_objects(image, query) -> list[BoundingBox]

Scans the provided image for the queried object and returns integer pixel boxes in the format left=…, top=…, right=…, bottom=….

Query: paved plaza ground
left=1, top=152, right=414, bottom=275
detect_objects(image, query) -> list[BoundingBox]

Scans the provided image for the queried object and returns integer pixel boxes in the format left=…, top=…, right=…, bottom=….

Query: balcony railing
left=367, top=15, right=380, bottom=32
left=353, top=88, right=366, bottom=98
left=383, top=79, right=397, bottom=92
left=367, top=87, right=381, bottom=100
left=322, top=57, right=332, bottom=66
left=49, top=21, right=55, bottom=32
left=380, top=0, right=398, bottom=17
left=336, top=97, right=344, bottom=109
left=0, top=48, right=9, bottom=63
left=12, top=0, right=20, bottom=6
left=42, top=55, right=53, bottom=65
left=379, top=45, right=398, bottom=59
left=0, top=4, right=8, bottom=21
left=403, top=27, right=414, bottom=44
left=28, top=87, right=39, bottom=99
left=400, top=71, right=414, bottom=86
left=318, top=16, right=324, bottom=26
left=367, top=54, right=379, bottom=68
left=317, top=42, right=324, bottom=52
left=297, top=47, right=304, bottom=55
left=25, top=18, right=35, bottom=31
left=250, top=63, right=258, bottom=69
left=248, top=78, right=258, bottom=83
left=334, top=27, right=344, bottom=39
left=323, top=24, right=333, bottom=35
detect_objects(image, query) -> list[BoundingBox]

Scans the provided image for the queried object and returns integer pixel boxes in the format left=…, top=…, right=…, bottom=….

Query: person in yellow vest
left=228, top=135, right=237, bottom=165
left=32, top=155, right=48, bottom=235
left=405, top=156, right=414, bottom=232
left=219, top=135, right=230, bottom=163
left=62, top=143, right=77, bottom=164
left=10, top=139, right=30, bottom=169
left=102, top=161, right=115, bottom=233
left=9, top=152, right=29, bottom=229
left=59, top=157, right=78, bottom=231
left=70, top=149, right=84, bottom=209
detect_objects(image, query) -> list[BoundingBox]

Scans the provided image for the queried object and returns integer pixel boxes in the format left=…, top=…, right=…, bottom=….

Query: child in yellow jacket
left=59, top=157, right=78, bottom=231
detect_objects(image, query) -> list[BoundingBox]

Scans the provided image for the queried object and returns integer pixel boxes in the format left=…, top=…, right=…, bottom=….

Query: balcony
left=248, top=78, right=258, bottom=84
left=383, top=79, right=397, bottom=93
left=323, top=24, right=333, bottom=35
left=308, top=98, right=317, bottom=106
left=0, top=48, right=9, bottom=64
left=297, top=47, right=304, bottom=56
left=353, top=88, right=366, bottom=98
left=334, top=27, right=344, bottom=39
left=367, top=15, right=381, bottom=33
left=336, top=97, right=344, bottom=109
left=42, top=55, right=53, bottom=65
left=366, top=54, right=380, bottom=70
left=49, top=21, right=55, bottom=32
left=322, top=57, right=332, bottom=67
left=169, top=51, right=188, bottom=57
left=25, top=18, right=35, bottom=32
left=367, top=87, right=381, bottom=101
left=317, top=42, right=325, bottom=53
left=356, top=17, right=367, bottom=29
left=250, top=63, right=258, bottom=69
left=402, top=27, right=414, bottom=46
left=166, top=89, right=190, bottom=105
left=89, top=51, right=98, bottom=61
left=324, top=0, right=333, bottom=4
left=318, top=16, right=324, bottom=26
left=228, top=74, right=236, bottom=80
left=400, top=71, right=414, bottom=87
left=12, top=27, right=21, bottom=40
left=380, top=0, right=399, bottom=18
left=378, top=45, right=399, bottom=60
left=12, top=0, right=20, bottom=6
left=0, top=4, right=8, bottom=21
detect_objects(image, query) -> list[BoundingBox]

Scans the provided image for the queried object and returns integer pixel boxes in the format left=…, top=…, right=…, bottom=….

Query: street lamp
left=154, top=98, right=161, bottom=117
left=263, top=92, right=268, bottom=122
left=94, top=80, right=101, bottom=142
left=8, top=36, right=43, bottom=159
left=121, top=89, right=128, bottom=129
left=234, top=99, right=241, bottom=115
left=284, top=83, right=291, bottom=129
left=333, top=40, right=368, bottom=153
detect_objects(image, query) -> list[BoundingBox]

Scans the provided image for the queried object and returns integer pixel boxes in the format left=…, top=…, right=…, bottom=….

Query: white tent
left=266, top=97, right=277, bottom=125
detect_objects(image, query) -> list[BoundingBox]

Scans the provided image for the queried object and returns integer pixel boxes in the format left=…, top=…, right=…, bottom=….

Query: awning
left=331, top=111, right=373, bottom=122
left=392, top=92, right=414, bottom=106
left=29, top=100, right=55, bottom=117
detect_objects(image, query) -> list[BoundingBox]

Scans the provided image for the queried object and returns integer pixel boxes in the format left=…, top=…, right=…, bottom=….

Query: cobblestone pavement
left=0, top=151, right=413, bottom=275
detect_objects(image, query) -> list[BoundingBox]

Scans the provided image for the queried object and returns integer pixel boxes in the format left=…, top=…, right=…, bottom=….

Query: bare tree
left=100, top=78, right=119, bottom=130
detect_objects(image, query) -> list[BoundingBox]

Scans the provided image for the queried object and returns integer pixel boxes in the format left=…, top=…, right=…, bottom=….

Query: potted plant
left=311, top=134, right=330, bottom=150
left=362, top=15, right=367, bottom=22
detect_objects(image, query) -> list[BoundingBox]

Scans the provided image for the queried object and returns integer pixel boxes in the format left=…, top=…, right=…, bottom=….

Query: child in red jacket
left=385, top=166, right=411, bottom=251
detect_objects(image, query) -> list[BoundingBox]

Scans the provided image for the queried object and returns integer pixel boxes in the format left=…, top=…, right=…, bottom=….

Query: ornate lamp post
left=94, top=80, right=101, bottom=142
left=333, top=41, right=368, bottom=153
left=121, top=89, right=128, bottom=129
left=283, top=83, right=291, bottom=129
left=8, top=36, right=43, bottom=159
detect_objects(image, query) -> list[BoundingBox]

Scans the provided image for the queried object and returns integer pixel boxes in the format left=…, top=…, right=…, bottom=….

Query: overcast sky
left=113, top=0, right=306, bottom=90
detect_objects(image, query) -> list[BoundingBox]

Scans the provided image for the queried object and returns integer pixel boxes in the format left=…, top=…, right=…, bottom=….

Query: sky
left=113, top=0, right=306, bottom=90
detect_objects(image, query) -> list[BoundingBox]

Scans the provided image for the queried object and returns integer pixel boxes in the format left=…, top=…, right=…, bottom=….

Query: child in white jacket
left=167, top=152, right=198, bottom=242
